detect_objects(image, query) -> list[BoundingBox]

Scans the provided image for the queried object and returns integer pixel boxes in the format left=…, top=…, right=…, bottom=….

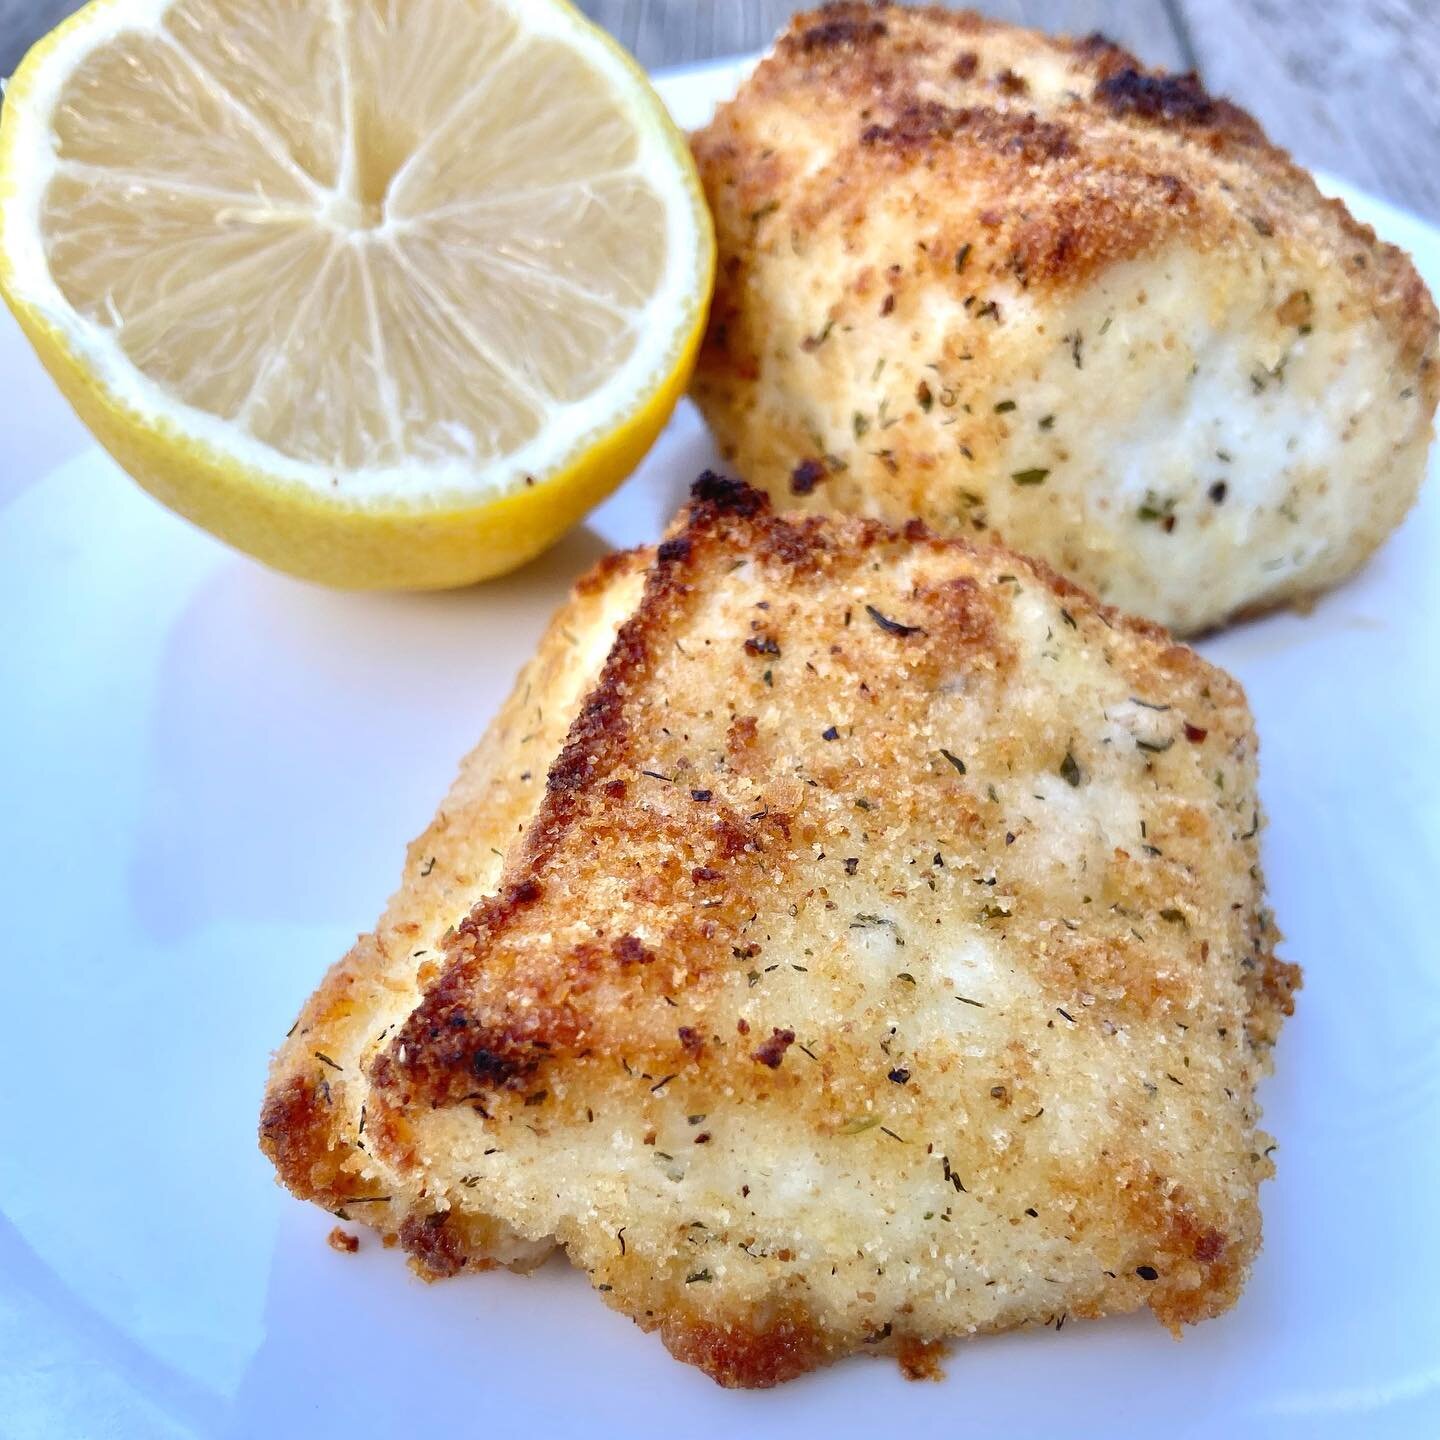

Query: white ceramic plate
left=2, top=55, right=1438, bottom=1440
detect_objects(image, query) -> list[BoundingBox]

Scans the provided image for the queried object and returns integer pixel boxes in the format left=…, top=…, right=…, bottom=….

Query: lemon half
left=0, top=0, right=714, bottom=587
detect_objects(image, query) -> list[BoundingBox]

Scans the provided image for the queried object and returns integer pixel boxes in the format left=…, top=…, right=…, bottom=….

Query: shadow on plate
left=125, top=525, right=613, bottom=940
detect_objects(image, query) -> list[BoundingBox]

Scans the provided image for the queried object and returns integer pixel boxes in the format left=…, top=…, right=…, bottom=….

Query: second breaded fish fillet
left=264, top=475, right=1298, bottom=1386
left=691, top=3, right=1438, bottom=634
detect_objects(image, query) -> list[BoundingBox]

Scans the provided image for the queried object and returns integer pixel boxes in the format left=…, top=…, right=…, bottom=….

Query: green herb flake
left=1011, top=467, right=1049, bottom=486
left=865, top=603, right=925, bottom=637
left=851, top=912, right=902, bottom=946
left=801, top=317, right=834, bottom=352
left=1059, top=750, right=1083, bottom=787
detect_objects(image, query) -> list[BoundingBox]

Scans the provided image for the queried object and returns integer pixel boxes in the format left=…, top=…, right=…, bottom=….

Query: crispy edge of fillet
left=259, top=546, right=651, bottom=1267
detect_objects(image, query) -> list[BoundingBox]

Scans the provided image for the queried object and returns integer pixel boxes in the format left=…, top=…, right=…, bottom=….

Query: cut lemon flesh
left=0, top=0, right=713, bottom=586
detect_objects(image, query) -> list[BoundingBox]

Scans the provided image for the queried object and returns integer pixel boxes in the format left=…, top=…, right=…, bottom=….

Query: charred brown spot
left=1095, top=68, right=1216, bottom=126
left=1073, top=30, right=1140, bottom=76
left=373, top=984, right=558, bottom=1106
left=790, top=457, right=827, bottom=495
left=468, top=1045, right=533, bottom=1086
left=795, top=13, right=888, bottom=54
left=613, top=934, right=654, bottom=965
left=952, top=50, right=978, bottom=79
left=692, top=865, right=724, bottom=883
left=689, top=470, right=768, bottom=519
left=678, top=1025, right=704, bottom=1057
left=399, top=1210, right=467, bottom=1279
left=751, top=1028, right=796, bottom=1068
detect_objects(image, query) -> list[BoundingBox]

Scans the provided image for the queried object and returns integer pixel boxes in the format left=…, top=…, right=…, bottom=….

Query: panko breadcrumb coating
left=690, top=2, right=1438, bottom=634
left=262, top=475, right=1297, bottom=1387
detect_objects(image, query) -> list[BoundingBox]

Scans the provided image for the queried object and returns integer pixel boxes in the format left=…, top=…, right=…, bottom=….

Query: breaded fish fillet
left=691, top=3, right=1438, bottom=634
left=262, top=475, right=1298, bottom=1387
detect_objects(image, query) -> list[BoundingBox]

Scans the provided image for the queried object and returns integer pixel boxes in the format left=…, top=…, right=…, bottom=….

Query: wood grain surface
left=0, top=1, right=1435, bottom=220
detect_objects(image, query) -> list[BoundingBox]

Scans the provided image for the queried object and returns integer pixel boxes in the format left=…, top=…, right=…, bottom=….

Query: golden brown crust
left=690, top=3, right=1439, bottom=634
left=699, top=3, right=1432, bottom=363
left=376, top=475, right=1232, bottom=1110
left=342, top=475, right=1295, bottom=1387
left=659, top=1308, right=833, bottom=1390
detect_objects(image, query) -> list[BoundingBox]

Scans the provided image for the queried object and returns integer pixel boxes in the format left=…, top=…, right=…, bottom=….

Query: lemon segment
left=0, top=0, right=714, bottom=587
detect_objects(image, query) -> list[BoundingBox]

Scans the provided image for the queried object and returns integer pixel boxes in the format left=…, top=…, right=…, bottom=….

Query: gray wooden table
left=2, top=0, right=1436, bottom=222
